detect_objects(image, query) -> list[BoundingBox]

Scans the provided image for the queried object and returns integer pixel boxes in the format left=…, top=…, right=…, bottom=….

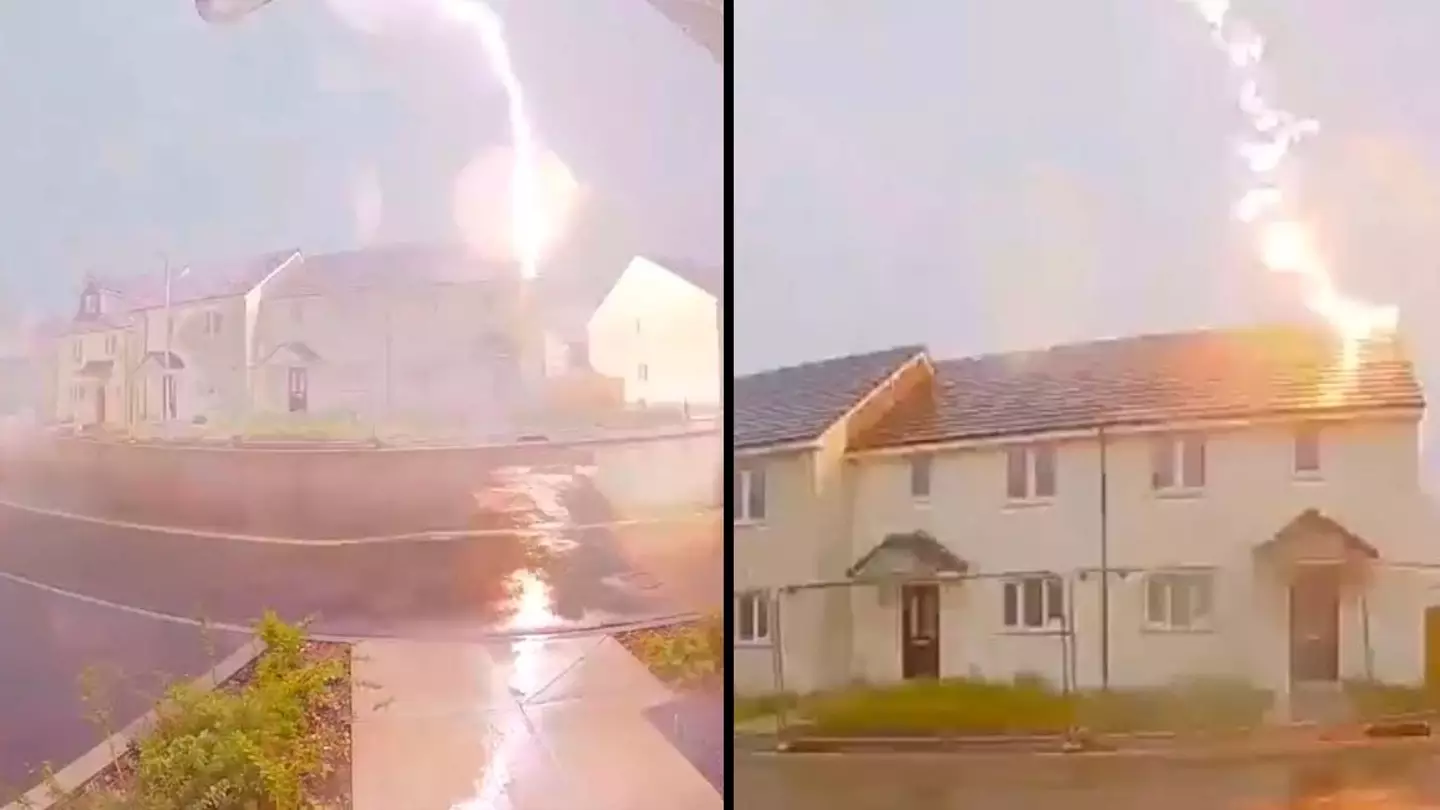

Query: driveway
left=735, top=748, right=1440, bottom=809
left=0, top=576, right=248, bottom=793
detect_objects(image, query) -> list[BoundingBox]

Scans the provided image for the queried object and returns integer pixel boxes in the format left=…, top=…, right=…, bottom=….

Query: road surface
left=0, top=461, right=716, bottom=795
left=735, top=748, right=1440, bottom=809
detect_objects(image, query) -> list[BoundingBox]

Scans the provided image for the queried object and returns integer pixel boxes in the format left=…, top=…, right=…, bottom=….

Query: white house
left=50, top=244, right=536, bottom=435
left=585, top=255, right=722, bottom=414
left=733, top=326, right=1440, bottom=706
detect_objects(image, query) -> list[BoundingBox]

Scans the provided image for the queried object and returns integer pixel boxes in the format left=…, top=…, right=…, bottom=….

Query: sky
left=735, top=0, right=1440, bottom=383
left=0, top=0, right=722, bottom=320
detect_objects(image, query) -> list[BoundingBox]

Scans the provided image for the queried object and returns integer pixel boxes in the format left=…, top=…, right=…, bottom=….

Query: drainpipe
left=1099, top=426, right=1111, bottom=690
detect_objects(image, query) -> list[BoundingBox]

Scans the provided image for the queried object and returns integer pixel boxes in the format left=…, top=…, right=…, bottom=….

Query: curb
left=746, top=733, right=1440, bottom=764
left=4, top=638, right=268, bottom=810
left=0, top=495, right=717, bottom=546
left=308, top=610, right=712, bottom=644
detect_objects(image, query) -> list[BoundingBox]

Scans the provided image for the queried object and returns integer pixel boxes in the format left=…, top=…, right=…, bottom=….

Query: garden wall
left=0, top=427, right=721, bottom=540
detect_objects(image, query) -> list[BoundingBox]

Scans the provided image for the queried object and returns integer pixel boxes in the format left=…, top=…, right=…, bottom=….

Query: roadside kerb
left=0, top=427, right=720, bottom=540
left=0, top=495, right=717, bottom=546
left=2, top=638, right=267, bottom=810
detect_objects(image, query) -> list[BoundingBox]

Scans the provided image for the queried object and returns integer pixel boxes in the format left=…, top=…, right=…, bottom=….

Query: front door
left=287, top=367, right=308, bottom=414
left=901, top=584, right=941, bottom=679
left=1290, top=565, right=1341, bottom=683
left=94, top=386, right=106, bottom=425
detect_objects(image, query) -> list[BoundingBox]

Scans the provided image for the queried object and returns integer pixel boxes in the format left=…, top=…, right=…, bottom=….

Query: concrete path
left=351, top=635, right=722, bottom=810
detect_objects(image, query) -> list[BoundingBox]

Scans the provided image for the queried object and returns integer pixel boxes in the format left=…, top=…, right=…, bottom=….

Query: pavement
left=0, top=460, right=720, bottom=800
left=353, top=634, right=722, bottom=810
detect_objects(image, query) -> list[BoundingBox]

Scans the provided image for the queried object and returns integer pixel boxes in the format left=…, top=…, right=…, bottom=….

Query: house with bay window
left=732, top=326, right=1440, bottom=705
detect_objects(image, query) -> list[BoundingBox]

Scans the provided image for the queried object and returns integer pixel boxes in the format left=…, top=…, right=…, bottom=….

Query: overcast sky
left=0, top=0, right=721, bottom=318
left=735, top=0, right=1440, bottom=384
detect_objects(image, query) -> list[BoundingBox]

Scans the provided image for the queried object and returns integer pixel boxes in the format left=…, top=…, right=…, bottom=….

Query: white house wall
left=736, top=412, right=1440, bottom=697
left=587, top=257, right=720, bottom=411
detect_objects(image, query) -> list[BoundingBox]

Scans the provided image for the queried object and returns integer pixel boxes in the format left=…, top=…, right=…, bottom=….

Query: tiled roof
left=642, top=0, right=724, bottom=63
left=642, top=255, right=722, bottom=298
left=100, top=249, right=301, bottom=310
left=856, top=326, right=1424, bottom=450
left=847, top=530, right=969, bottom=579
left=265, top=244, right=516, bottom=299
left=734, top=344, right=925, bottom=450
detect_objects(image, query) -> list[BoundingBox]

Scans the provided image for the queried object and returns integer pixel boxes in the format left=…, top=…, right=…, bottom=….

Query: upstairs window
left=204, top=310, right=223, bottom=336
left=81, top=292, right=99, bottom=316
left=735, top=467, right=767, bottom=523
left=72, top=340, right=82, bottom=363
left=909, top=454, right=932, bottom=499
left=1006, top=443, right=1057, bottom=500
left=104, top=335, right=117, bottom=356
left=1152, top=434, right=1206, bottom=492
left=1294, top=425, right=1321, bottom=476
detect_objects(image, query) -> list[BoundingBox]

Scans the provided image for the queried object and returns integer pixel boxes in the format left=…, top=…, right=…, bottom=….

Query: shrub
left=77, top=613, right=344, bottom=810
left=1344, top=680, right=1440, bottom=720
left=804, top=675, right=1272, bottom=737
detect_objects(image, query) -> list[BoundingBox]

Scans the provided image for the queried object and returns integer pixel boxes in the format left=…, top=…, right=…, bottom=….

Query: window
left=735, top=467, right=767, bottom=523
left=637, top=362, right=649, bottom=382
left=1152, top=434, right=1206, bottom=491
left=82, top=292, right=99, bottom=316
left=1294, top=425, right=1321, bottom=476
left=735, top=591, right=771, bottom=644
left=1005, top=444, right=1057, bottom=500
left=72, top=340, right=82, bottom=363
left=1144, top=571, right=1214, bottom=631
left=204, top=310, right=223, bottom=336
left=1002, top=576, right=1065, bottom=630
left=104, top=335, right=117, bottom=356
left=909, top=454, right=932, bottom=499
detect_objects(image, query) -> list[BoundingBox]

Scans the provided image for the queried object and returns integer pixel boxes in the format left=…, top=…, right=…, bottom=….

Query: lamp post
left=161, top=256, right=190, bottom=424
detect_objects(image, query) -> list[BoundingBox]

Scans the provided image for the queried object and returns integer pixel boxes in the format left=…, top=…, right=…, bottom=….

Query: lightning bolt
left=1178, top=0, right=1398, bottom=372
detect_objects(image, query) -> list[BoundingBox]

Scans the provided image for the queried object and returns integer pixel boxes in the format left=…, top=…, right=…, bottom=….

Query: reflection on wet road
left=0, top=463, right=710, bottom=636
left=736, top=750, right=1440, bottom=809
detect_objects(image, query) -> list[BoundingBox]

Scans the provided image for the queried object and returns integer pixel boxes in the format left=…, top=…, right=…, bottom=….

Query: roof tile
left=734, top=345, right=925, bottom=450
left=856, top=326, right=1423, bottom=450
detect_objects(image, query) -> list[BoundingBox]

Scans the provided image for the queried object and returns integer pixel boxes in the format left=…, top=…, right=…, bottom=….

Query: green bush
left=77, top=612, right=344, bottom=810
left=624, top=613, right=723, bottom=687
left=1344, top=680, right=1440, bottom=720
left=804, top=676, right=1273, bottom=737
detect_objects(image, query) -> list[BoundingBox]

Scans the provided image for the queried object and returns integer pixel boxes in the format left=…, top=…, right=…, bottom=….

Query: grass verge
left=615, top=613, right=723, bottom=692
left=40, top=614, right=352, bottom=810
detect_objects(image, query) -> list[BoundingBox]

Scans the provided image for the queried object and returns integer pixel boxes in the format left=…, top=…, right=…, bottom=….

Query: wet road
left=735, top=749, right=1440, bottom=809
left=0, top=465, right=705, bottom=637
left=0, top=576, right=248, bottom=794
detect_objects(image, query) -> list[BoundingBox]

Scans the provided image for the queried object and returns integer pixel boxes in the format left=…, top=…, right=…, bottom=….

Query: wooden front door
left=1290, top=566, right=1341, bottom=683
left=901, top=584, right=941, bottom=680
left=287, top=367, right=309, bottom=414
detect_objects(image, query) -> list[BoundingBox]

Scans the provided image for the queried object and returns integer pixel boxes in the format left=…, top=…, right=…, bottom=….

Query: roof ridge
left=737, top=344, right=926, bottom=382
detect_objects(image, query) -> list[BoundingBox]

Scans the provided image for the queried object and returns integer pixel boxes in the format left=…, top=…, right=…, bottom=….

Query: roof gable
left=735, top=344, right=927, bottom=450
left=856, top=325, right=1424, bottom=450
left=639, top=255, right=722, bottom=298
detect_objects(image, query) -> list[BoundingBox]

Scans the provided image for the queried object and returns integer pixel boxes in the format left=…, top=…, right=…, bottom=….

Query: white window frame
left=1005, top=443, right=1057, bottom=503
left=1293, top=424, right=1322, bottom=478
left=204, top=310, right=223, bottom=336
left=1151, top=433, right=1206, bottom=494
left=1143, top=570, right=1215, bottom=632
left=72, top=339, right=83, bottom=363
left=1001, top=575, right=1065, bottom=632
left=734, top=591, right=771, bottom=646
left=104, top=334, right=117, bottom=357
left=909, top=453, right=932, bottom=501
left=735, top=467, right=767, bottom=524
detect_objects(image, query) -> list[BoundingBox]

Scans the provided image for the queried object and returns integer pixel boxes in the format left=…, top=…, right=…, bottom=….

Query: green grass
left=617, top=613, right=723, bottom=689
left=762, top=676, right=1274, bottom=738
left=1344, top=680, right=1440, bottom=720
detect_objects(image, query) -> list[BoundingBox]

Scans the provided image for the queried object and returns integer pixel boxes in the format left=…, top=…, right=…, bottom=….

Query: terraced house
left=733, top=326, right=1440, bottom=705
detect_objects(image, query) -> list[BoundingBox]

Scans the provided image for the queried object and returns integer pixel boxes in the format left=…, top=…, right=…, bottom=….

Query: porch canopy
left=1254, top=508, right=1379, bottom=573
left=846, top=530, right=968, bottom=580
left=259, top=341, right=322, bottom=366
